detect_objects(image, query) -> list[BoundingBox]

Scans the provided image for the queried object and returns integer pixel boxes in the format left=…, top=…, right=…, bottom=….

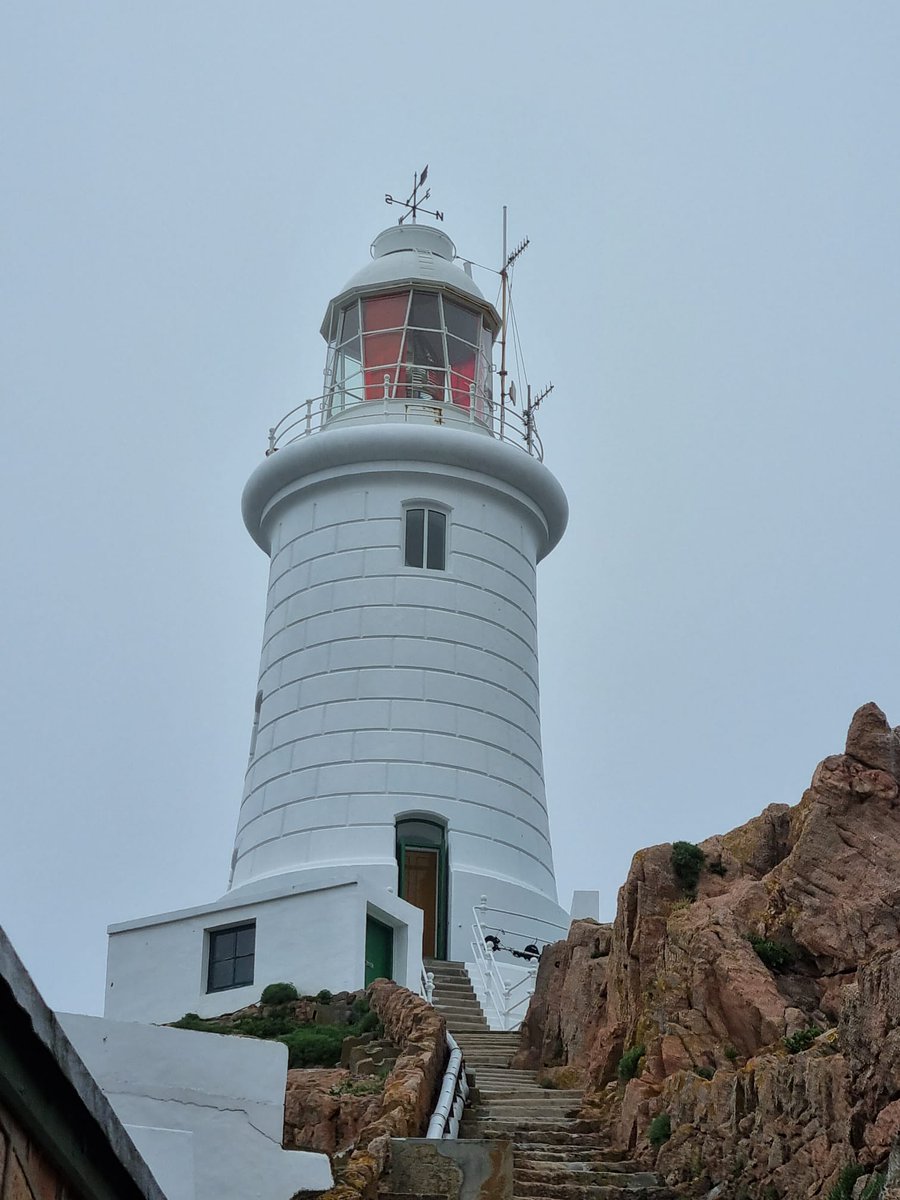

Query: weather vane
left=385, top=165, right=444, bottom=225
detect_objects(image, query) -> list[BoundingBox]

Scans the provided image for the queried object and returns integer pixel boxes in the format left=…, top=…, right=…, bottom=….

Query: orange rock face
left=316, top=980, right=447, bottom=1200
left=518, top=703, right=900, bottom=1197
left=283, top=1068, right=381, bottom=1155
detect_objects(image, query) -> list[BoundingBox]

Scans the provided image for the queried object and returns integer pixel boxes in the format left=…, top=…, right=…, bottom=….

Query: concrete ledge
left=242, top=423, right=568, bottom=561
left=389, top=1137, right=512, bottom=1200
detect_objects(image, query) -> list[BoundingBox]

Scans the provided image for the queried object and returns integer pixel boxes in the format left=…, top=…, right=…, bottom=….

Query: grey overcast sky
left=2, top=2, right=898, bottom=1015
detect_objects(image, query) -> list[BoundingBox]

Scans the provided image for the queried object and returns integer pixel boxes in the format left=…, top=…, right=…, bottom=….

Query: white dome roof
left=320, top=224, right=500, bottom=338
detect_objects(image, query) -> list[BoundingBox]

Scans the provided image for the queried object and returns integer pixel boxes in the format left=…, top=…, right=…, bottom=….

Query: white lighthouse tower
left=104, top=219, right=572, bottom=1028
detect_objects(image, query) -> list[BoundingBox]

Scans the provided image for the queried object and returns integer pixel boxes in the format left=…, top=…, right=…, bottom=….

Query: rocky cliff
left=516, top=703, right=900, bottom=1197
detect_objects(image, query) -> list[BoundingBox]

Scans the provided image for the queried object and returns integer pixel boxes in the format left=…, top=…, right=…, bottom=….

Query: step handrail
left=420, top=967, right=469, bottom=1139
left=425, top=1031, right=469, bottom=1139
left=471, top=905, right=541, bottom=1031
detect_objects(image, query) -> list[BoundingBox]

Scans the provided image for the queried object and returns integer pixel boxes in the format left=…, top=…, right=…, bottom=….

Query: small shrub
left=708, top=858, right=728, bottom=877
left=827, top=1164, right=865, bottom=1200
left=538, top=1075, right=560, bottom=1089
left=330, top=1073, right=385, bottom=1097
left=171, top=1013, right=224, bottom=1033
left=617, top=1044, right=645, bottom=1082
left=261, top=982, right=298, bottom=1005
left=784, top=1025, right=823, bottom=1054
left=356, top=1010, right=381, bottom=1035
left=315, top=988, right=334, bottom=1006
left=694, top=1065, right=715, bottom=1080
left=647, top=1113, right=671, bottom=1146
left=279, top=1024, right=347, bottom=1068
left=749, top=935, right=794, bottom=971
left=762, top=1187, right=780, bottom=1200
left=350, top=995, right=370, bottom=1022
left=231, top=1012, right=297, bottom=1038
left=724, top=1045, right=739, bottom=1062
left=671, top=842, right=705, bottom=895
left=860, top=1173, right=885, bottom=1200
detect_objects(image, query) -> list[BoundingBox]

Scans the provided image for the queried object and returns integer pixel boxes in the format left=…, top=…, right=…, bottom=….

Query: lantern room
left=320, top=224, right=501, bottom=429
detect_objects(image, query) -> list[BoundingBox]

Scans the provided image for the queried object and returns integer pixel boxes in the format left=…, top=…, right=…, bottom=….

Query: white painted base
left=59, top=1013, right=333, bottom=1200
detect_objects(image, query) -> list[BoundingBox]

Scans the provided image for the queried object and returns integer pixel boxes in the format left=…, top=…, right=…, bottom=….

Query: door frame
left=396, top=825, right=448, bottom=960
left=364, top=914, right=394, bottom=987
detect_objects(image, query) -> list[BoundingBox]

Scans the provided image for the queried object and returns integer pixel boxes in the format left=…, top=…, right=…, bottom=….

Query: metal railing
left=420, top=966, right=469, bottom=1139
left=469, top=901, right=570, bottom=1031
left=265, top=390, right=544, bottom=461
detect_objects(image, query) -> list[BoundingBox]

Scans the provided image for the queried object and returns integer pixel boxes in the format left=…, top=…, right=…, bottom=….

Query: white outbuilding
left=105, top=221, right=577, bottom=1028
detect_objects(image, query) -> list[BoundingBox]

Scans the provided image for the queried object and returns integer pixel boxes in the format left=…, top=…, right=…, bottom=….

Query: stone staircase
left=422, top=962, right=673, bottom=1200
left=424, top=958, right=491, bottom=1033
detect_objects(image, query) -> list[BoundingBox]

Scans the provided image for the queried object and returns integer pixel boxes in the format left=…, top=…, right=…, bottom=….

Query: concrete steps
left=454, top=1024, right=669, bottom=1200
left=424, top=959, right=490, bottom=1038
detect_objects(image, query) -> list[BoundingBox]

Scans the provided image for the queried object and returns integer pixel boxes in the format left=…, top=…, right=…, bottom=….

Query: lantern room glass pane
left=407, top=328, right=445, bottom=369
left=444, top=299, right=479, bottom=345
left=339, top=301, right=359, bottom=344
left=363, top=331, right=403, bottom=399
left=409, top=291, right=441, bottom=329
left=364, top=292, right=409, bottom=332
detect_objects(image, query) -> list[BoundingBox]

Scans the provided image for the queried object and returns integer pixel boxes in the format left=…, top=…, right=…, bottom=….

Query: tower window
left=207, top=922, right=255, bottom=992
left=405, top=508, right=447, bottom=571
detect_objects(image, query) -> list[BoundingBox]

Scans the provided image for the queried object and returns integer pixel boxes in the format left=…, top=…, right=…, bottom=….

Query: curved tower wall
left=231, top=424, right=569, bottom=958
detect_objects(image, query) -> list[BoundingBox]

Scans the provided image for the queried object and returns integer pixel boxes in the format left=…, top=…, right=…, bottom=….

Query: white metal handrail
left=265, top=391, right=544, bottom=460
left=470, top=906, right=540, bottom=1033
left=420, top=967, right=468, bottom=1139
left=426, top=1031, right=469, bottom=1139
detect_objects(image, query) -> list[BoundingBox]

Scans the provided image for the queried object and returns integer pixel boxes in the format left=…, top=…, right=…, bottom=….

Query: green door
left=364, top=916, right=393, bottom=987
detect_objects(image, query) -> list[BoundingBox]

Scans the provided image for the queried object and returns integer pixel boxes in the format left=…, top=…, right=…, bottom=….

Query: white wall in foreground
left=59, top=1013, right=333, bottom=1200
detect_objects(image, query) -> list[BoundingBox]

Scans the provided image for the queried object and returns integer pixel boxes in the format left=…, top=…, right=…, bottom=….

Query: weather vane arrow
left=385, top=165, right=444, bottom=224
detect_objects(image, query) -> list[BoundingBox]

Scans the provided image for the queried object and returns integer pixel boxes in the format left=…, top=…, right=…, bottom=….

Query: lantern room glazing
left=324, top=288, right=495, bottom=423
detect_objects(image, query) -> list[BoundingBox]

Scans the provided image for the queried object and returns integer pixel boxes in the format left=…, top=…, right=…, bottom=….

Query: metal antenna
left=498, top=206, right=529, bottom=440
left=385, top=165, right=444, bottom=225
left=523, top=382, right=554, bottom=455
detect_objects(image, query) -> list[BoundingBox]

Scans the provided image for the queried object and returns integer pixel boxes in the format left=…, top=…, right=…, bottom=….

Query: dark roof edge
left=0, top=925, right=168, bottom=1200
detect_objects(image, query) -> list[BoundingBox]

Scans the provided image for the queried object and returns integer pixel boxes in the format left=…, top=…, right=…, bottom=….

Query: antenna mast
left=498, top=206, right=529, bottom=441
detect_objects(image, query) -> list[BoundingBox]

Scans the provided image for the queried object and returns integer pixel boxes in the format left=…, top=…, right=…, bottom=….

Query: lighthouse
left=104, top=219, right=573, bottom=1028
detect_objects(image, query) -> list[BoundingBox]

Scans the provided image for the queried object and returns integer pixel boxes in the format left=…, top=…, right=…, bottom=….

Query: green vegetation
left=647, top=1113, right=671, bottom=1146
left=827, top=1164, right=866, bottom=1200
left=279, top=1024, right=348, bottom=1068
left=708, top=858, right=728, bottom=877
left=538, top=1075, right=560, bottom=1089
left=315, top=988, right=334, bottom=1005
left=171, top=989, right=379, bottom=1069
left=724, top=1045, right=739, bottom=1062
left=694, top=1065, right=715, bottom=1080
left=860, top=1173, right=885, bottom=1199
left=749, top=936, right=794, bottom=972
left=784, top=1025, right=823, bottom=1054
left=260, top=982, right=299, bottom=1005
left=617, top=1044, right=645, bottom=1082
left=671, top=842, right=705, bottom=895
left=330, top=1074, right=386, bottom=1097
